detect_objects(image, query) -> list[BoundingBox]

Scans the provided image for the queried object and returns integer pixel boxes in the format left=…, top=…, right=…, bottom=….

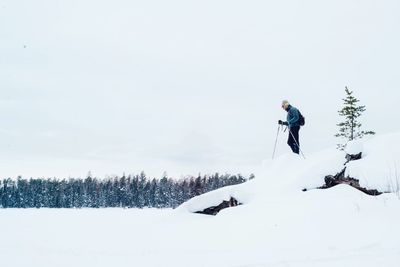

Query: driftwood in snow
left=345, top=152, right=362, bottom=163
left=320, top=167, right=382, bottom=196
left=195, top=197, right=241, bottom=216
left=315, top=150, right=382, bottom=195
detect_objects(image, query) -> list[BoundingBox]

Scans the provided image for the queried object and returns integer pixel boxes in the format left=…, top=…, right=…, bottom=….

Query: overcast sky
left=1, top=0, right=399, bottom=179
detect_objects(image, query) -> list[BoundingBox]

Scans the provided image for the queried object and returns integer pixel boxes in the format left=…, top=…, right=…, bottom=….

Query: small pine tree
left=335, top=86, right=375, bottom=149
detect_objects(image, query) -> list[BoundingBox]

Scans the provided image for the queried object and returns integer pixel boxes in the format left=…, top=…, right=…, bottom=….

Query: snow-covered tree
left=335, top=86, right=375, bottom=149
left=0, top=173, right=250, bottom=208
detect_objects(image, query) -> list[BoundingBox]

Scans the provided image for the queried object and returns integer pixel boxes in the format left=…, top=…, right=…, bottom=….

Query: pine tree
left=0, top=173, right=250, bottom=209
left=335, top=86, right=375, bottom=149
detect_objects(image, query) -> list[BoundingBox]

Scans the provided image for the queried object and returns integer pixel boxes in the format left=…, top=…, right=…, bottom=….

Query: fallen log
left=195, top=197, right=241, bottom=216
left=319, top=168, right=382, bottom=196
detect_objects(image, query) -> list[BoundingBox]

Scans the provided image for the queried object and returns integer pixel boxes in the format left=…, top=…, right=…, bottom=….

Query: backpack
left=298, top=110, right=305, bottom=126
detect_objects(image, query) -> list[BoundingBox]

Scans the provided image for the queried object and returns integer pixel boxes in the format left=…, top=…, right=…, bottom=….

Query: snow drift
left=178, top=132, right=400, bottom=214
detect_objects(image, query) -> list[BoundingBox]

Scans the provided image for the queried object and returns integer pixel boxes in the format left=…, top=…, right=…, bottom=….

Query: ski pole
left=288, top=127, right=306, bottom=159
left=272, top=125, right=281, bottom=159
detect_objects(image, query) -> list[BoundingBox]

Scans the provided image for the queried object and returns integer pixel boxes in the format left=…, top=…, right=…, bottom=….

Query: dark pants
left=287, top=126, right=300, bottom=154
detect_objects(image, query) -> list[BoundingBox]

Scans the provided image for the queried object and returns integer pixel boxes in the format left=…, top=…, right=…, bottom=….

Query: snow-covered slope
left=178, top=132, right=400, bottom=214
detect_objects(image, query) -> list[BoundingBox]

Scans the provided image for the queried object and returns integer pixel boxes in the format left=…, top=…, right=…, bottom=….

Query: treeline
left=0, top=173, right=253, bottom=209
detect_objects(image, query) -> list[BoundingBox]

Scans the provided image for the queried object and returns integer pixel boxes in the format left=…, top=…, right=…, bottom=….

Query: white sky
left=1, top=0, right=399, bottom=179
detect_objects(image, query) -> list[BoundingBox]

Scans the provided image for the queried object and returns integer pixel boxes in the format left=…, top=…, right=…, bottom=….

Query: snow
left=180, top=132, right=400, bottom=214
left=345, top=139, right=364, bottom=155
left=1, top=188, right=399, bottom=267
left=178, top=147, right=347, bottom=213
left=1, top=132, right=400, bottom=266
left=346, top=133, right=400, bottom=192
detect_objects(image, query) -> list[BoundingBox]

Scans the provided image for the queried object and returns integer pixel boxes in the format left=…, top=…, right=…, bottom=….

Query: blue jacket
left=286, top=105, right=301, bottom=128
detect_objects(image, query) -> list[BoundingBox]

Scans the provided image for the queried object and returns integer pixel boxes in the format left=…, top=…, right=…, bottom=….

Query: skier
left=278, top=100, right=301, bottom=154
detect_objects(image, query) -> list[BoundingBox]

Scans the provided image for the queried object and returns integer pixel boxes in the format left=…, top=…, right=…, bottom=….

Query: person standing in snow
left=278, top=100, right=301, bottom=154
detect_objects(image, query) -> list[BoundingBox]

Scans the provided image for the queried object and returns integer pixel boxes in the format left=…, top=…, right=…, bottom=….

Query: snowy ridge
left=178, top=132, right=400, bottom=213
